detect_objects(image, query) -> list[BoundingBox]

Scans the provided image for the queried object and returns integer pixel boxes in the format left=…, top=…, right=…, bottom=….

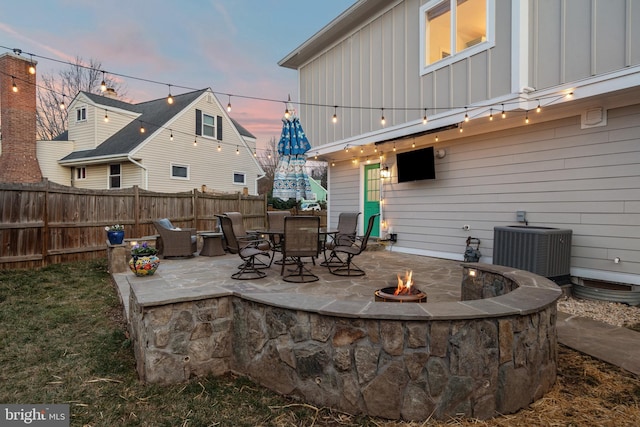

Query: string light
left=464, top=107, right=469, bottom=122
left=525, top=111, right=529, bottom=124
left=236, top=145, right=240, bottom=155
left=536, top=100, right=541, bottom=113
left=104, top=109, right=109, bottom=122
left=100, top=71, right=106, bottom=92
left=253, top=149, right=257, bottom=157
left=380, top=108, right=385, bottom=126
left=459, top=123, right=464, bottom=133
left=167, top=84, right=174, bottom=104
left=501, top=104, right=506, bottom=119
left=435, top=135, right=439, bottom=142
left=59, top=95, right=66, bottom=110
left=422, top=108, right=428, bottom=124
left=139, top=122, right=145, bottom=133
left=169, top=129, right=173, bottom=141
left=11, top=76, right=17, bottom=92
left=332, top=106, right=337, bottom=123
left=393, top=142, right=396, bottom=152
left=360, top=147, right=364, bottom=154
left=28, top=55, right=36, bottom=75
left=411, top=140, right=415, bottom=148
left=331, top=161, right=335, bottom=167
left=284, top=103, right=290, bottom=119
left=489, top=108, right=493, bottom=121
left=217, top=143, right=221, bottom=152
left=194, top=137, right=197, bottom=147
left=227, top=95, right=232, bottom=112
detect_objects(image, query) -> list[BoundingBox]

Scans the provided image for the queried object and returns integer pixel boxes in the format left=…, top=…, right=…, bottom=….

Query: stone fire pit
left=128, top=262, right=561, bottom=421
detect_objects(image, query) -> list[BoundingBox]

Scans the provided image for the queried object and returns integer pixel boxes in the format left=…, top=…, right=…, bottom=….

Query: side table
left=199, top=232, right=225, bottom=256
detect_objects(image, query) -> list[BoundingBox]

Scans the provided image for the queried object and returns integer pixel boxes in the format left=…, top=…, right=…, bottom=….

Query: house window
left=109, top=164, right=121, bottom=189
left=203, top=114, right=216, bottom=138
left=420, top=0, right=494, bottom=74
left=75, top=167, right=86, bottom=180
left=233, top=172, right=246, bottom=185
left=76, top=107, right=87, bottom=122
left=171, top=163, right=190, bottom=180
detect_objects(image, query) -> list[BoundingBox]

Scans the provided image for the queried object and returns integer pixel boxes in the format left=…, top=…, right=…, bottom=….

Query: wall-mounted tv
left=396, top=146, right=436, bottom=183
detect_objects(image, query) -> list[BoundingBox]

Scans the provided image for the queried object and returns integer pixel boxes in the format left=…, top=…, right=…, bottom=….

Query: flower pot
left=129, top=254, right=160, bottom=276
left=107, top=230, right=125, bottom=245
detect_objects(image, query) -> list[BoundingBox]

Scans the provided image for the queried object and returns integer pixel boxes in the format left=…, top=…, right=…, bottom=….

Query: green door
left=363, top=163, right=381, bottom=238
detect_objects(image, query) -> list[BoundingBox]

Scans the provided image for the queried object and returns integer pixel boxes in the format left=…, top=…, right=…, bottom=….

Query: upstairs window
left=76, top=107, right=87, bottom=122
left=203, top=114, right=216, bottom=138
left=420, top=0, right=494, bottom=74
left=195, top=110, right=223, bottom=141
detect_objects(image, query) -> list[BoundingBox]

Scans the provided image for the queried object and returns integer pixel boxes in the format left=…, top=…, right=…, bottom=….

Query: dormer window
left=76, top=107, right=87, bottom=122
left=420, top=0, right=495, bottom=75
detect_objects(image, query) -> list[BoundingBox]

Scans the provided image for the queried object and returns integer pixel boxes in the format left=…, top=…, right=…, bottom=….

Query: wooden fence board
left=0, top=181, right=266, bottom=269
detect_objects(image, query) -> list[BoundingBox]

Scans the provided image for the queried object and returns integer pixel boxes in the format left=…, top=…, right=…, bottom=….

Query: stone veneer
left=128, top=263, right=561, bottom=421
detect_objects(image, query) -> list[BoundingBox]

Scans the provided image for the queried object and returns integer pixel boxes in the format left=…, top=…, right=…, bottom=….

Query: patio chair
left=218, top=215, right=272, bottom=280
left=281, top=216, right=321, bottom=283
left=328, top=214, right=379, bottom=276
left=223, top=212, right=257, bottom=240
left=267, top=210, right=291, bottom=254
left=152, top=218, right=197, bottom=258
left=322, top=212, right=360, bottom=267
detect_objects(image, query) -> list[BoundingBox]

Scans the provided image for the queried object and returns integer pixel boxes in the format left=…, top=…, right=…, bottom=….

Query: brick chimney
left=0, top=52, right=43, bottom=183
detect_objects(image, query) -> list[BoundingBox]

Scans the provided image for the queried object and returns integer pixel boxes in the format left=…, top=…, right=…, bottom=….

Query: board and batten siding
left=328, top=104, right=640, bottom=284
left=297, top=0, right=513, bottom=148
left=531, top=0, right=640, bottom=90
left=137, top=95, right=261, bottom=194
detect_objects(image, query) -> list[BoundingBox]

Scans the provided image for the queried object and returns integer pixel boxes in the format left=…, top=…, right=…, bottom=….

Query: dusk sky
left=0, top=0, right=355, bottom=147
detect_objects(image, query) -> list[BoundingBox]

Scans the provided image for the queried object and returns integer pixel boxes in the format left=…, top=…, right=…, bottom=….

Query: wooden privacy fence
left=0, top=181, right=267, bottom=270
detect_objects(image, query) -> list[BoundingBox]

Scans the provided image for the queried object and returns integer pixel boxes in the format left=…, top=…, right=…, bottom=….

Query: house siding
left=137, top=96, right=261, bottom=194
left=375, top=103, right=640, bottom=282
left=37, top=141, right=73, bottom=185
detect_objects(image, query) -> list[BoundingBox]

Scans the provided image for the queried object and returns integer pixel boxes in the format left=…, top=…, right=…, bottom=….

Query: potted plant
left=105, top=224, right=125, bottom=245
left=129, top=242, right=160, bottom=276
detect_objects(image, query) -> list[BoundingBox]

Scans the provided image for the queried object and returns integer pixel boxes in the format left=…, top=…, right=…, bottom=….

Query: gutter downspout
left=128, top=155, right=148, bottom=190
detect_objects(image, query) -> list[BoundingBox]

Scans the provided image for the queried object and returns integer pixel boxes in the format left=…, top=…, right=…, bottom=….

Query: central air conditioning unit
left=492, top=226, right=572, bottom=283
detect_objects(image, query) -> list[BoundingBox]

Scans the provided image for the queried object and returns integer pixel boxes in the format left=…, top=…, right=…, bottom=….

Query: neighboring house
left=280, top=0, right=640, bottom=286
left=307, top=176, right=327, bottom=202
left=39, top=87, right=264, bottom=194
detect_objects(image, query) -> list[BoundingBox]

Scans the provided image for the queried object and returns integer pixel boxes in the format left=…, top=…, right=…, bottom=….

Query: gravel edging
left=557, top=296, right=640, bottom=328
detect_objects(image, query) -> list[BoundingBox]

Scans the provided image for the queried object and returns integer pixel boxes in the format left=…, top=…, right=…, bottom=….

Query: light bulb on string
left=12, top=76, right=18, bottom=92
left=435, top=135, right=439, bottom=142
left=536, top=100, right=541, bottom=113
left=380, top=108, right=385, bottom=126
left=459, top=123, right=464, bottom=133
left=28, top=55, right=36, bottom=75
left=393, top=142, right=396, bottom=152
left=167, top=85, right=174, bottom=104
left=284, top=103, right=290, bottom=119
left=59, top=95, right=66, bottom=110
left=236, top=146, right=240, bottom=155
left=194, top=137, right=197, bottom=147
left=332, top=106, right=337, bottom=123
left=525, top=111, right=529, bottom=124
left=412, top=140, right=415, bottom=148
left=501, top=104, right=506, bottom=119
left=253, top=149, right=257, bottom=157
left=464, top=107, right=469, bottom=122
left=489, top=108, right=493, bottom=121
left=423, top=108, right=428, bottom=124
left=139, top=122, right=145, bottom=133
left=331, top=161, right=335, bottom=167
left=169, top=130, right=173, bottom=141
left=227, top=95, right=232, bottom=112
left=104, top=110, right=109, bottom=122
left=100, top=71, right=106, bottom=92
left=217, top=143, right=222, bottom=152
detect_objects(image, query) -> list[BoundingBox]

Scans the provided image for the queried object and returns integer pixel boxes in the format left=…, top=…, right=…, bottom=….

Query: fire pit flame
left=395, top=270, right=413, bottom=295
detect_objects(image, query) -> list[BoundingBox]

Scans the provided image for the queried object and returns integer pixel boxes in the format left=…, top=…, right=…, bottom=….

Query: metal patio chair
left=218, top=215, right=272, bottom=280
left=281, top=216, right=321, bottom=283
left=328, top=214, right=379, bottom=277
left=322, top=212, right=360, bottom=267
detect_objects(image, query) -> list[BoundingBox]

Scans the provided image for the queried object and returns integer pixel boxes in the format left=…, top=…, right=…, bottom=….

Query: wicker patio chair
left=281, top=216, right=321, bottom=283
left=218, top=215, right=272, bottom=280
left=152, top=218, right=197, bottom=258
left=328, top=214, right=379, bottom=276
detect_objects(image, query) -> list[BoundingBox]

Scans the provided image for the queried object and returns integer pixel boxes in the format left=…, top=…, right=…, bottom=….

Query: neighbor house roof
left=60, top=89, right=207, bottom=163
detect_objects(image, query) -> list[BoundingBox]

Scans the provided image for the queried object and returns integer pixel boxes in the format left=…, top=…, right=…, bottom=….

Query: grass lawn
left=1, top=259, right=638, bottom=426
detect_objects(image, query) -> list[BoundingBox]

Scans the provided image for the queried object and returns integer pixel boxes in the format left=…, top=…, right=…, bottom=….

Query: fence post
left=42, top=179, right=49, bottom=267
left=193, top=189, right=199, bottom=230
left=134, top=185, right=140, bottom=238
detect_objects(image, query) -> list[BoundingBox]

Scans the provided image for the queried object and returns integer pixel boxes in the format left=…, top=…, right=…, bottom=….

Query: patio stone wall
left=128, top=263, right=561, bottom=421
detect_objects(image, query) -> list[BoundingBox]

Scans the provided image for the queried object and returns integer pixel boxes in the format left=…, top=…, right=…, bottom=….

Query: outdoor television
left=396, top=146, right=436, bottom=182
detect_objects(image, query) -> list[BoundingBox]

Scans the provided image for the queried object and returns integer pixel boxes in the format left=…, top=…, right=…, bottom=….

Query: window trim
left=170, top=163, right=190, bottom=180
left=232, top=171, right=247, bottom=186
left=202, top=113, right=216, bottom=139
left=108, top=163, right=121, bottom=189
left=75, top=167, right=86, bottom=180
left=76, top=106, right=87, bottom=122
left=419, top=0, right=495, bottom=76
